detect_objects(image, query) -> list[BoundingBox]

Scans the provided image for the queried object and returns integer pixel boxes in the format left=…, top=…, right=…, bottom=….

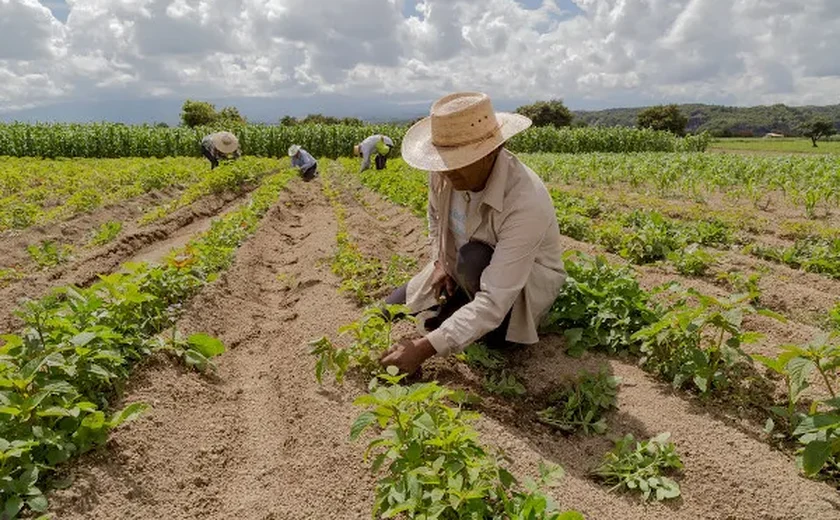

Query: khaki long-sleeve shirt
left=405, top=149, right=567, bottom=356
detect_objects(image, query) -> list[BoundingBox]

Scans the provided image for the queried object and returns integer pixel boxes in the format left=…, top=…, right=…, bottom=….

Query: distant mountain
left=574, top=103, right=840, bottom=137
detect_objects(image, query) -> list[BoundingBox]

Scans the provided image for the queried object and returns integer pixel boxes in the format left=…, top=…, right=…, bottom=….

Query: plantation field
left=710, top=137, right=840, bottom=155
left=2, top=151, right=840, bottom=520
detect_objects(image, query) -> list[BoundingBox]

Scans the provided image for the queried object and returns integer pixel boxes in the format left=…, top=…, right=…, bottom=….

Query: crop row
left=0, top=157, right=211, bottom=232
left=0, top=122, right=708, bottom=159
left=0, top=167, right=297, bottom=518
left=524, top=152, right=840, bottom=219
left=350, top=159, right=840, bottom=284
left=320, top=161, right=416, bottom=305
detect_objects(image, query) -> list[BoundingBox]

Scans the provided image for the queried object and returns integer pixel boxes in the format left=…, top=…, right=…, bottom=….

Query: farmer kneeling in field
left=381, top=91, right=566, bottom=375
left=200, top=131, right=241, bottom=170
left=288, top=144, right=318, bottom=182
left=355, top=134, right=395, bottom=172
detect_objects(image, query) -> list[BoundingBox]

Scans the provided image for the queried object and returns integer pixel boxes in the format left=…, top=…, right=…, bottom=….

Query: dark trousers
left=386, top=241, right=513, bottom=348
left=201, top=146, right=219, bottom=169
left=301, top=164, right=318, bottom=182
left=374, top=154, right=387, bottom=170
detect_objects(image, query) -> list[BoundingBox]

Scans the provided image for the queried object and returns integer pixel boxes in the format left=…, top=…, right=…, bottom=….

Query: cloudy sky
left=1, top=0, right=839, bottom=123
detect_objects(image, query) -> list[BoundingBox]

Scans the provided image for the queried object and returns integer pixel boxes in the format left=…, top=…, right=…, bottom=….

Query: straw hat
left=288, top=144, right=301, bottom=157
left=211, top=132, right=239, bottom=154
left=353, top=144, right=361, bottom=157
left=401, top=92, right=531, bottom=172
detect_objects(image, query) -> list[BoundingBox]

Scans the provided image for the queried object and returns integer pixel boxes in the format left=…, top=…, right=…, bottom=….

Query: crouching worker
left=354, top=134, right=394, bottom=172
left=288, top=144, right=318, bottom=181
left=380, top=92, right=567, bottom=375
left=200, top=131, right=241, bottom=169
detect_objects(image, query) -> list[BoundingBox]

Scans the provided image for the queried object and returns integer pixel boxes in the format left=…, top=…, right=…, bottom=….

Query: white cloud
left=0, top=0, right=839, bottom=115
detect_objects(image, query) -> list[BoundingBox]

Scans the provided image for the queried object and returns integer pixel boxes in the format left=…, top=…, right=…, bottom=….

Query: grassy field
left=710, top=137, right=840, bottom=154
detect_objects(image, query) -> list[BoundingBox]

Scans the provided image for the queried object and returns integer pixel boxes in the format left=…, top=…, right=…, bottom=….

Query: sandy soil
left=47, top=173, right=840, bottom=520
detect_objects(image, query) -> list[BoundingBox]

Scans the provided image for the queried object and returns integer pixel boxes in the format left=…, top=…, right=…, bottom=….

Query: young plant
left=538, top=370, right=620, bottom=435
left=352, top=367, right=583, bottom=520
left=592, top=432, right=683, bottom=502
left=752, top=347, right=813, bottom=437
left=543, top=252, right=660, bottom=357
left=89, top=220, right=123, bottom=247
left=633, top=289, right=780, bottom=395
left=667, top=243, right=715, bottom=276
left=829, top=302, right=840, bottom=332
left=456, top=343, right=506, bottom=370
left=310, top=303, right=411, bottom=384
left=154, top=330, right=227, bottom=374
left=483, top=370, right=527, bottom=398
left=26, top=240, right=73, bottom=269
left=715, top=270, right=763, bottom=305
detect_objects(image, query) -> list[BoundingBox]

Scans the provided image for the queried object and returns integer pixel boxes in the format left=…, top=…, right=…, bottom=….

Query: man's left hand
left=380, top=337, right=436, bottom=375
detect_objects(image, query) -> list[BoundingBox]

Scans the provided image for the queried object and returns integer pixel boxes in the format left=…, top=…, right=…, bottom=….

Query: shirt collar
left=480, top=149, right=509, bottom=213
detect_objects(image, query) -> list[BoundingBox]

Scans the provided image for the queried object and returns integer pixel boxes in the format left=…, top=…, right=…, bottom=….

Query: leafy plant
left=26, top=240, right=73, bottom=270
left=456, top=343, right=506, bottom=370
left=829, top=302, right=840, bottom=332
left=543, top=252, right=660, bottom=357
left=752, top=346, right=814, bottom=437
left=89, top=220, right=123, bottom=247
left=538, top=370, right=620, bottom=435
left=310, top=304, right=411, bottom=384
left=667, top=244, right=715, bottom=276
left=351, top=367, right=583, bottom=519
left=715, top=270, right=763, bottom=305
left=483, top=371, right=527, bottom=398
left=592, top=432, right=683, bottom=502
left=155, top=331, right=226, bottom=374
left=633, top=289, right=780, bottom=395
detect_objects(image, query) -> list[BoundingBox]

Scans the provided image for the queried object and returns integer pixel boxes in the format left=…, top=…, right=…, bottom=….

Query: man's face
left=439, top=148, right=501, bottom=191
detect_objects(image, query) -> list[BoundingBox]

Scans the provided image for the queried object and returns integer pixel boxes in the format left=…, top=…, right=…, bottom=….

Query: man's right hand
left=431, top=261, right=455, bottom=301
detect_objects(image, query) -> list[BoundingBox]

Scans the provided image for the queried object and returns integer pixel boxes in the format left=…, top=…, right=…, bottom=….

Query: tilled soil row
left=0, top=187, right=256, bottom=332
left=49, top=176, right=839, bottom=519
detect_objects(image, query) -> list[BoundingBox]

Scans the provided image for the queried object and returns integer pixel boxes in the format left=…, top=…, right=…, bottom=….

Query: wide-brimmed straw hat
left=401, top=92, right=531, bottom=172
left=211, top=132, right=239, bottom=154
left=353, top=144, right=361, bottom=156
left=288, top=144, right=301, bottom=157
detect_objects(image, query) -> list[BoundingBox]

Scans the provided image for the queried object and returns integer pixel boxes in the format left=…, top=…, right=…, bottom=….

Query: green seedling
left=538, top=370, right=620, bottom=435
left=88, top=220, right=122, bottom=247
left=592, top=432, right=683, bottom=502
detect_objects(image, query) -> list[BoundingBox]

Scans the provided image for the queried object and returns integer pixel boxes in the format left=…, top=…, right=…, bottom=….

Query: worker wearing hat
left=288, top=144, right=318, bottom=182
left=354, top=134, right=395, bottom=172
left=380, top=92, right=567, bottom=374
left=200, top=131, right=241, bottom=169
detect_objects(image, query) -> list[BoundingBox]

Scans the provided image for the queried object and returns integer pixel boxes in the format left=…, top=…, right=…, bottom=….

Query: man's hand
left=380, top=337, right=436, bottom=375
left=431, top=261, right=455, bottom=301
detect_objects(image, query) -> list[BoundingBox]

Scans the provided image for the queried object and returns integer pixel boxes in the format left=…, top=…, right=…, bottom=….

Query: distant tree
left=218, top=106, right=246, bottom=125
left=802, top=119, right=837, bottom=147
left=154, top=122, right=169, bottom=128
left=637, top=104, right=688, bottom=136
left=279, top=115, right=298, bottom=126
left=571, top=119, right=589, bottom=128
left=515, top=99, right=573, bottom=127
left=180, top=100, right=218, bottom=127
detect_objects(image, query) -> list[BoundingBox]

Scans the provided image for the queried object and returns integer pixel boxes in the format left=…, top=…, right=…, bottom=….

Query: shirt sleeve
left=426, top=205, right=549, bottom=356
left=427, top=173, right=441, bottom=261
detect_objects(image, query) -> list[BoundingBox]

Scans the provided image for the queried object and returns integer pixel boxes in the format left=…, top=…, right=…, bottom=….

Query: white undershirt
left=449, top=189, right=483, bottom=251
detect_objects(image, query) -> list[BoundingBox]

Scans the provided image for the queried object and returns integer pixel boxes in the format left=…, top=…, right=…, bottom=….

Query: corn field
left=0, top=122, right=709, bottom=159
